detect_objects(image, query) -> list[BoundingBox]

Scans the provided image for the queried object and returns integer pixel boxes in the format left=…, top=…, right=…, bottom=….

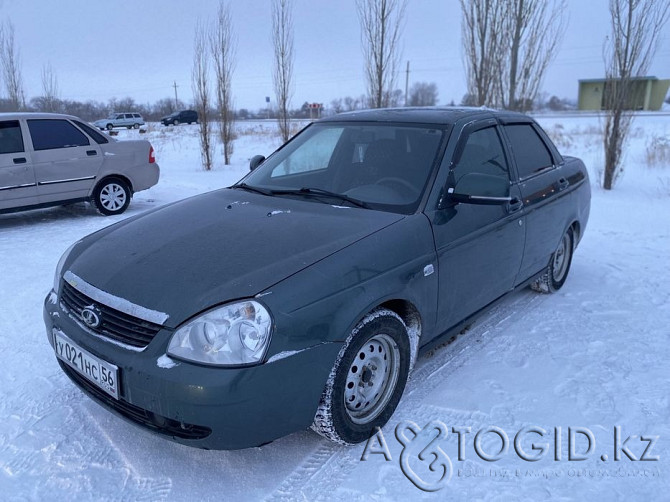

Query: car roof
left=317, top=106, right=531, bottom=126
left=0, top=112, right=80, bottom=121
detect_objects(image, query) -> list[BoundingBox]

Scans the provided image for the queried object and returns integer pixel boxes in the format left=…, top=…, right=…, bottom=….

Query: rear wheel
left=93, top=178, right=131, bottom=216
left=531, top=228, right=574, bottom=293
left=173, top=119, right=179, bottom=126
left=312, top=309, right=410, bottom=444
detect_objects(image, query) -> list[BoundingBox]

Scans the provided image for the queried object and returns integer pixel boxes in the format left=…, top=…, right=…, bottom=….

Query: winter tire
left=106, top=123, right=114, bottom=131
left=93, top=178, right=131, bottom=216
left=531, top=227, right=574, bottom=293
left=312, top=309, right=410, bottom=444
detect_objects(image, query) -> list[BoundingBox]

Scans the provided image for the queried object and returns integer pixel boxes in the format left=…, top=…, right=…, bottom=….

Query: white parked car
left=93, top=112, right=145, bottom=131
left=0, top=113, right=159, bottom=216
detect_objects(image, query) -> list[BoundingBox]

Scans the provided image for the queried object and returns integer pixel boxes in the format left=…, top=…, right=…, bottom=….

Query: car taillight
left=149, top=146, right=156, bottom=164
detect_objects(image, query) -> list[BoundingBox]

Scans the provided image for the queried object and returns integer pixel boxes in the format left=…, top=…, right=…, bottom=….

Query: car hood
left=67, top=189, right=403, bottom=328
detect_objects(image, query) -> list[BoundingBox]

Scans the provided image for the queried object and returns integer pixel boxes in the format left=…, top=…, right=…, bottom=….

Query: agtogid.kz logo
left=360, top=421, right=660, bottom=492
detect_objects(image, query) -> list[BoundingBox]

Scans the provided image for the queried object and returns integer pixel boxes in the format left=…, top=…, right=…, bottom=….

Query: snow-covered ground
left=1, top=115, right=668, bottom=501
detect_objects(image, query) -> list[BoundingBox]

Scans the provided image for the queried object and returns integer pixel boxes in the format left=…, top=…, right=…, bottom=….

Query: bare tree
left=602, top=0, right=670, bottom=189
left=192, top=22, right=213, bottom=171
left=357, top=0, right=407, bottom=109
left=272, top=0, right=294, bottom=142
left=499, top=0, right=567, bottom=112
left=0, top=21, right=26, bottom=111
left=210, top=1, right=236, bottom=165
left=459, top=0, right=506, bottom=107
left=408, top=82, right=439, bottom=106
left=460, top=0, right=566, bottom=111
left=40, top=62, right=60, bottom=112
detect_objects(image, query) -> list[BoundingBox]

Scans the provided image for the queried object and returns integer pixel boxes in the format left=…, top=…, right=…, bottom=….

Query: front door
left=427, top=123, right=525, bottom=332
left=0, top=119, right=37, bottom=211
left=27, top=118, right=102, bottom=203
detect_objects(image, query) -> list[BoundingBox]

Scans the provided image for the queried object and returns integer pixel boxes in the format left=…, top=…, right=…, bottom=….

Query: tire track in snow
left=0, top=367, right=172, bottom=501
left=265, top=290, right=549, bottom=500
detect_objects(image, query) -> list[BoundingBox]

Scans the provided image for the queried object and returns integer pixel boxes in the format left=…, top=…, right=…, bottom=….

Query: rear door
left=0, top=119, right=37, bottom=211
left=27, top=118, right=103, bottom=203
left=500, top=120, right=572, bottom=283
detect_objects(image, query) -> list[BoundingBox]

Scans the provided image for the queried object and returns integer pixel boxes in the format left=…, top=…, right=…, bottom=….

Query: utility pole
left=173, top=81, right=179, bottom=109
left=404, top=61, right=410, bottom=106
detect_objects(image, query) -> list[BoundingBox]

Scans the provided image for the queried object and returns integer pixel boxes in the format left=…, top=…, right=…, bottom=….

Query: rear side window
left=73, top=120, right=109, bottom=144
left=28, top=119, right=90, bottom=151
left=504, top=124, right=554, bottom=179
left=0, top=120, right=24, bottom=154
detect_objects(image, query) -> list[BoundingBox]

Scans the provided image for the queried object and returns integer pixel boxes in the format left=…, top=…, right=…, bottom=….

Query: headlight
left=53, top=241, right=78, bottom=293
left=167, top=300, right=272, bottom=366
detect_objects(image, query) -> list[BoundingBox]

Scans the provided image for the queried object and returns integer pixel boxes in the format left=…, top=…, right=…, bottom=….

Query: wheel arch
left=569, top=219, right=581, bottom=248
left=352, top=298, right=423, bottom=372
left=92, top=174, right=134, bottom=197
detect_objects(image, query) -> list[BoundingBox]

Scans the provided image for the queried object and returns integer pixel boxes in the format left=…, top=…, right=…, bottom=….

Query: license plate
left=54, top=331, right=119, bottom=399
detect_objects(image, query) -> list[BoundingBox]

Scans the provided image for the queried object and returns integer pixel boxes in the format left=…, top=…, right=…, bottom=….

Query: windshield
left=240, top=122, right=447, bottom=214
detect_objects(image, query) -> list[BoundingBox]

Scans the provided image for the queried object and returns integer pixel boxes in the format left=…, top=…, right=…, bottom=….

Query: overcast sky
left=2, top=0, right=669, bottom=111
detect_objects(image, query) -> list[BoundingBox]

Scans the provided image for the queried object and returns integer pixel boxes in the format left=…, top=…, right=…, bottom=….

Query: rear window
left=0, top=120, right=24, bottom=154
left=504, top=124, right=554, bottom=179
left=73, top=120, right=109, bottom=144
left=28, top=119, right=90, bottom=151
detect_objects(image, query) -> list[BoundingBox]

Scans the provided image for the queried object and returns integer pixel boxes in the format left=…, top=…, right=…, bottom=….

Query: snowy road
left=1, top=118, right=669, bottom=500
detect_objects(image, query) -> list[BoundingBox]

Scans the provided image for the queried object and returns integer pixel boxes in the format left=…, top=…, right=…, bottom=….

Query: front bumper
left=44, top=292, right=340, bottom=450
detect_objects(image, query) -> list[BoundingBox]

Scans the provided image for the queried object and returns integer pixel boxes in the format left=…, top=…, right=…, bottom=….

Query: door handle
left=507, top=197, right=523, bottom=213
left=86, top=150, right=97, bottom=156
left=13, top=157, right=26, bottom=164
left=557, top=178, right=569, bottom=191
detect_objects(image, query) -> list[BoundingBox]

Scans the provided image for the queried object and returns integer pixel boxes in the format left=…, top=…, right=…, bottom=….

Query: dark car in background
left=161, top=110, right=198, bottom=126
left=45, top=107, right=590, bottom=450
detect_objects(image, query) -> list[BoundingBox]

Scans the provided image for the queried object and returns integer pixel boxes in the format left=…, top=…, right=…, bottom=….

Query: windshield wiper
left=271, top=187, right=370, bottom=209
left=230, top=183, right=275, bottom=196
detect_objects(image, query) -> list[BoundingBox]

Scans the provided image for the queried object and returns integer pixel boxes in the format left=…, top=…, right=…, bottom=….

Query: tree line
left=0, top=1, right=668, bottom=186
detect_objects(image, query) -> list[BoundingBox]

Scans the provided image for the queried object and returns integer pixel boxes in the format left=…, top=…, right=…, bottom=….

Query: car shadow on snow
left=0, top=200, right=161, bottom=231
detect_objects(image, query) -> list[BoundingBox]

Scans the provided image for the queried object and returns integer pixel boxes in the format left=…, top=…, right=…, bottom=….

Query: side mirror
left=439, top=172, right=511, bottom=208
left=249, top=155, right=265, bottom=171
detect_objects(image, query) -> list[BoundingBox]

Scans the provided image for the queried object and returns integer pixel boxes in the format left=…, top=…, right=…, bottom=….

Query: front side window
left=504, top=124, right=553, bottom=179
left=0, top=120, right=24, bottom=154
left=28, top=119, right=90, bottom=151
left=243, top=122, right=447, bottom=214
left=452, top=126, right=510, bottom=198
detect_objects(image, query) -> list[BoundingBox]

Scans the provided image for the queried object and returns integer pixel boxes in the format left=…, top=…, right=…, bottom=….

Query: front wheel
left=312, top=309, right=410, bottom=444
left=133, top=123, right=140, bottom=129
left=106, top=124, right=114, bottom=131
left=531, top=228, right=574, bottom=293
left=93, top=178, right=131, bottom=216
left=173, top=119, right=179, bottom=126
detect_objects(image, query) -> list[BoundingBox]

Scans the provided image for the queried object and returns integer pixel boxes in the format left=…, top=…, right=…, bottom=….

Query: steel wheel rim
left=344, top=333, right=400, bottom=424
left=552, top=233, right=570, bottom=282
left=100, top=183, right=126, bottom=211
